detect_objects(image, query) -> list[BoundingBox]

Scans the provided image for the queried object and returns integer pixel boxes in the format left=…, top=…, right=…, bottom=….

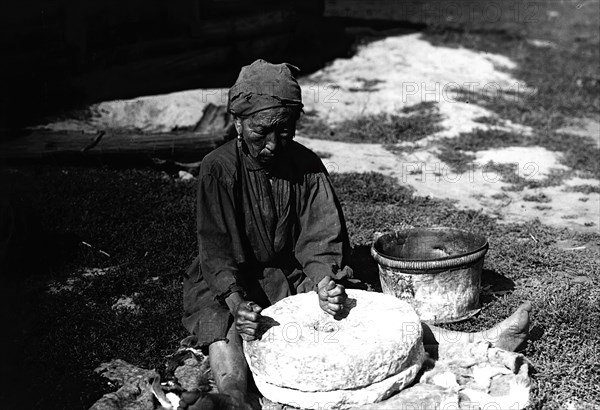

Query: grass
left=297, top=102, right=442, bottom=145
left=2, top=166, right=599, bottom=409
left=1, top=167, right=196, bottom=409
left=565, top=184, right=600, bottom=195
left=435, top=128, right=599, bottom=190
left=482, top=161, right=526, bottom=184
left=300, top=3, right=599, bottom=193
left=419, top=0, right=599, bottom=195
left=421, top=1, right=600, bottom=129
left=439, top=128, right=599, bottom=178
left=523, top=193, right=552, bottom=203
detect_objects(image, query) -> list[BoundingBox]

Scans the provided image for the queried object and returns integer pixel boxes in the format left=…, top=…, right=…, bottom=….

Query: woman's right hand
left=234, top=301, right=263, bottom=341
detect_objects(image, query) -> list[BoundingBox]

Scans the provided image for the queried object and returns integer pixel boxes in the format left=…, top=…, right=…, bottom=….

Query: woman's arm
left=295, top=172, right=351, bottom=284
left=295, top=171, right=351, bottom=315
left=196, top=171, right=245, bottom=303
left=197, top=167, right=264, bottom=340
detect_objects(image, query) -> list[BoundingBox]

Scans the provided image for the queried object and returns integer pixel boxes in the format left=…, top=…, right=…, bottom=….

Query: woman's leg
left=178, top=324, right=256, bottom=410
left=208, top=324, right=249, bottom=403
left=421, top=301, right=532, bottom=353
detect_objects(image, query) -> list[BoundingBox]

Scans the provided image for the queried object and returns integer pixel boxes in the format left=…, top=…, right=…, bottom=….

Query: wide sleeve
left=197, top=170, right=246, bottom=303
left=295, top=171, right=351, bottom=285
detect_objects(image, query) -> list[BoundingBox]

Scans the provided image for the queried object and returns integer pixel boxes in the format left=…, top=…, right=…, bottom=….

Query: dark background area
left=0, top=0, right=353, bottom=133
left=1, top=0, right=560, bottom=134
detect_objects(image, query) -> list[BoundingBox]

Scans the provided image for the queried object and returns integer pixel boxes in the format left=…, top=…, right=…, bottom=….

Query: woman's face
left=235, top=107, right=298, bottom=167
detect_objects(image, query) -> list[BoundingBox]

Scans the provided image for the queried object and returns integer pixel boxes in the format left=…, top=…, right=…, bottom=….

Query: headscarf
left=227, top=59, right=304, bottom=117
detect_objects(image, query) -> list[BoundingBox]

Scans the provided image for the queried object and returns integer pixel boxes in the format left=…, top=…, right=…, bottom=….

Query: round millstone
left=243, top=289, right=424, bottom=393
left=253, top=351, right=423, bottom=409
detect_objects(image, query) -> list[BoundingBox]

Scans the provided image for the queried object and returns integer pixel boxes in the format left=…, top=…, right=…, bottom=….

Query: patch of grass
left=439, top=128, right=525, bottom=152
left=473, top=116, right=503, bottom=126
left=400, top=101, right=439, bottom=114
left=436, top=128, right=600, bottom=186
left=435, top=146, right=476, bottom=174
left=564, top=184, right=600, bottom=195
left=491, top=192, right=510, bottom=200
left=348, top=77, right=385, bottom=92
left=314, top=150, right=332, bottom=159
left=297, top=105, right=443, bottom=144
left=523, top=193, right=552, bottom=203
left=529, top=133, right=600, bottom=178
left=4, top=167, right=599, bottom=409
left=482, top=161, right=525, bottom=184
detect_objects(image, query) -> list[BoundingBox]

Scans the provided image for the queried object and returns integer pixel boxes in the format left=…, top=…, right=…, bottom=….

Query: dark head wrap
left=227, top=59, right=304, bottom=117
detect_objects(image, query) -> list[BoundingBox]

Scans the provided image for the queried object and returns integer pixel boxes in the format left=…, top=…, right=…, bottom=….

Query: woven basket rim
left=371, top=228, right=489, bottom=269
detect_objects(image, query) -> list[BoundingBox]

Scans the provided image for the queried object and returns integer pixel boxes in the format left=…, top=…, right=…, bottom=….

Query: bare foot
left=177, top=390, right=258, bottom=410
left=481, top=302, right=532, bottom=351
left=177, top=391, right=220, bottom=410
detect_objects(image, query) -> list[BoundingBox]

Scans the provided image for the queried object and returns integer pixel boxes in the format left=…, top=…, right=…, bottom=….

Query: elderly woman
left=181, top=60, right=531, bottom=409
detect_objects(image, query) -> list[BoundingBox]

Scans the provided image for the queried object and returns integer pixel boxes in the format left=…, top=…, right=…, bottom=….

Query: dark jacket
left=182, top=139, right=351, bottom=347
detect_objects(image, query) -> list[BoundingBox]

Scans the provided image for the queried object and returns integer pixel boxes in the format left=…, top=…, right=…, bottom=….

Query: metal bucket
left=371, top=227, right=488, bottom=324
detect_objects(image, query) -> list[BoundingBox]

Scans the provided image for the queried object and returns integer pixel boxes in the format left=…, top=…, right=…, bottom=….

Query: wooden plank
left=0, top=130, right=228, bottom=162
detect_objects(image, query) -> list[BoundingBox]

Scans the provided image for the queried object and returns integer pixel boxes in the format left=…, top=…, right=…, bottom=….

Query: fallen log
left=0, top=130, right=232, bottom=163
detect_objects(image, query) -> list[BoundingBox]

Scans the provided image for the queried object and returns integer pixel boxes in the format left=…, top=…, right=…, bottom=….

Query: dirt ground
left=41, top=33, right=599, bottom=233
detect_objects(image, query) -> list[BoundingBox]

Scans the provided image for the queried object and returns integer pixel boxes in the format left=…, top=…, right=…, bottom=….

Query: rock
left=253, top=353, right=422, bottom=410
left=428, top=370, right=459, bottom=389
left=178, top=170, right=195, bottom=181
left=356, top=384, right=459, bottom=410
left=420, top=342, right=531, bottom=410
left=94, top=359, right=157, bottom=385
left=486, top=346, right=528, bottom=373
left=89, top=383, right=155, bottom=410
left=471, top=364, right=512, bottom=389
left=174, top=357, right=210, bottom=391
left=90, top=359, right=158, bottom=410
left=111, top=294, right=141, bottom=314
left=438, top=340, right=490, bottom=367
left=243, top=289, right=424, bottom=393
left=166, top=348, right=214, bottom=394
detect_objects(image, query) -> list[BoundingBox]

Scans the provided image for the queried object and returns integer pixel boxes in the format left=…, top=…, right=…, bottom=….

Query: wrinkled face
left=235, top=107, right=299, bottom=167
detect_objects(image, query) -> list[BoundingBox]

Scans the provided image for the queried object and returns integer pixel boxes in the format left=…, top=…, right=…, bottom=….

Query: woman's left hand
left=317, top=276, right=347, bottom=316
